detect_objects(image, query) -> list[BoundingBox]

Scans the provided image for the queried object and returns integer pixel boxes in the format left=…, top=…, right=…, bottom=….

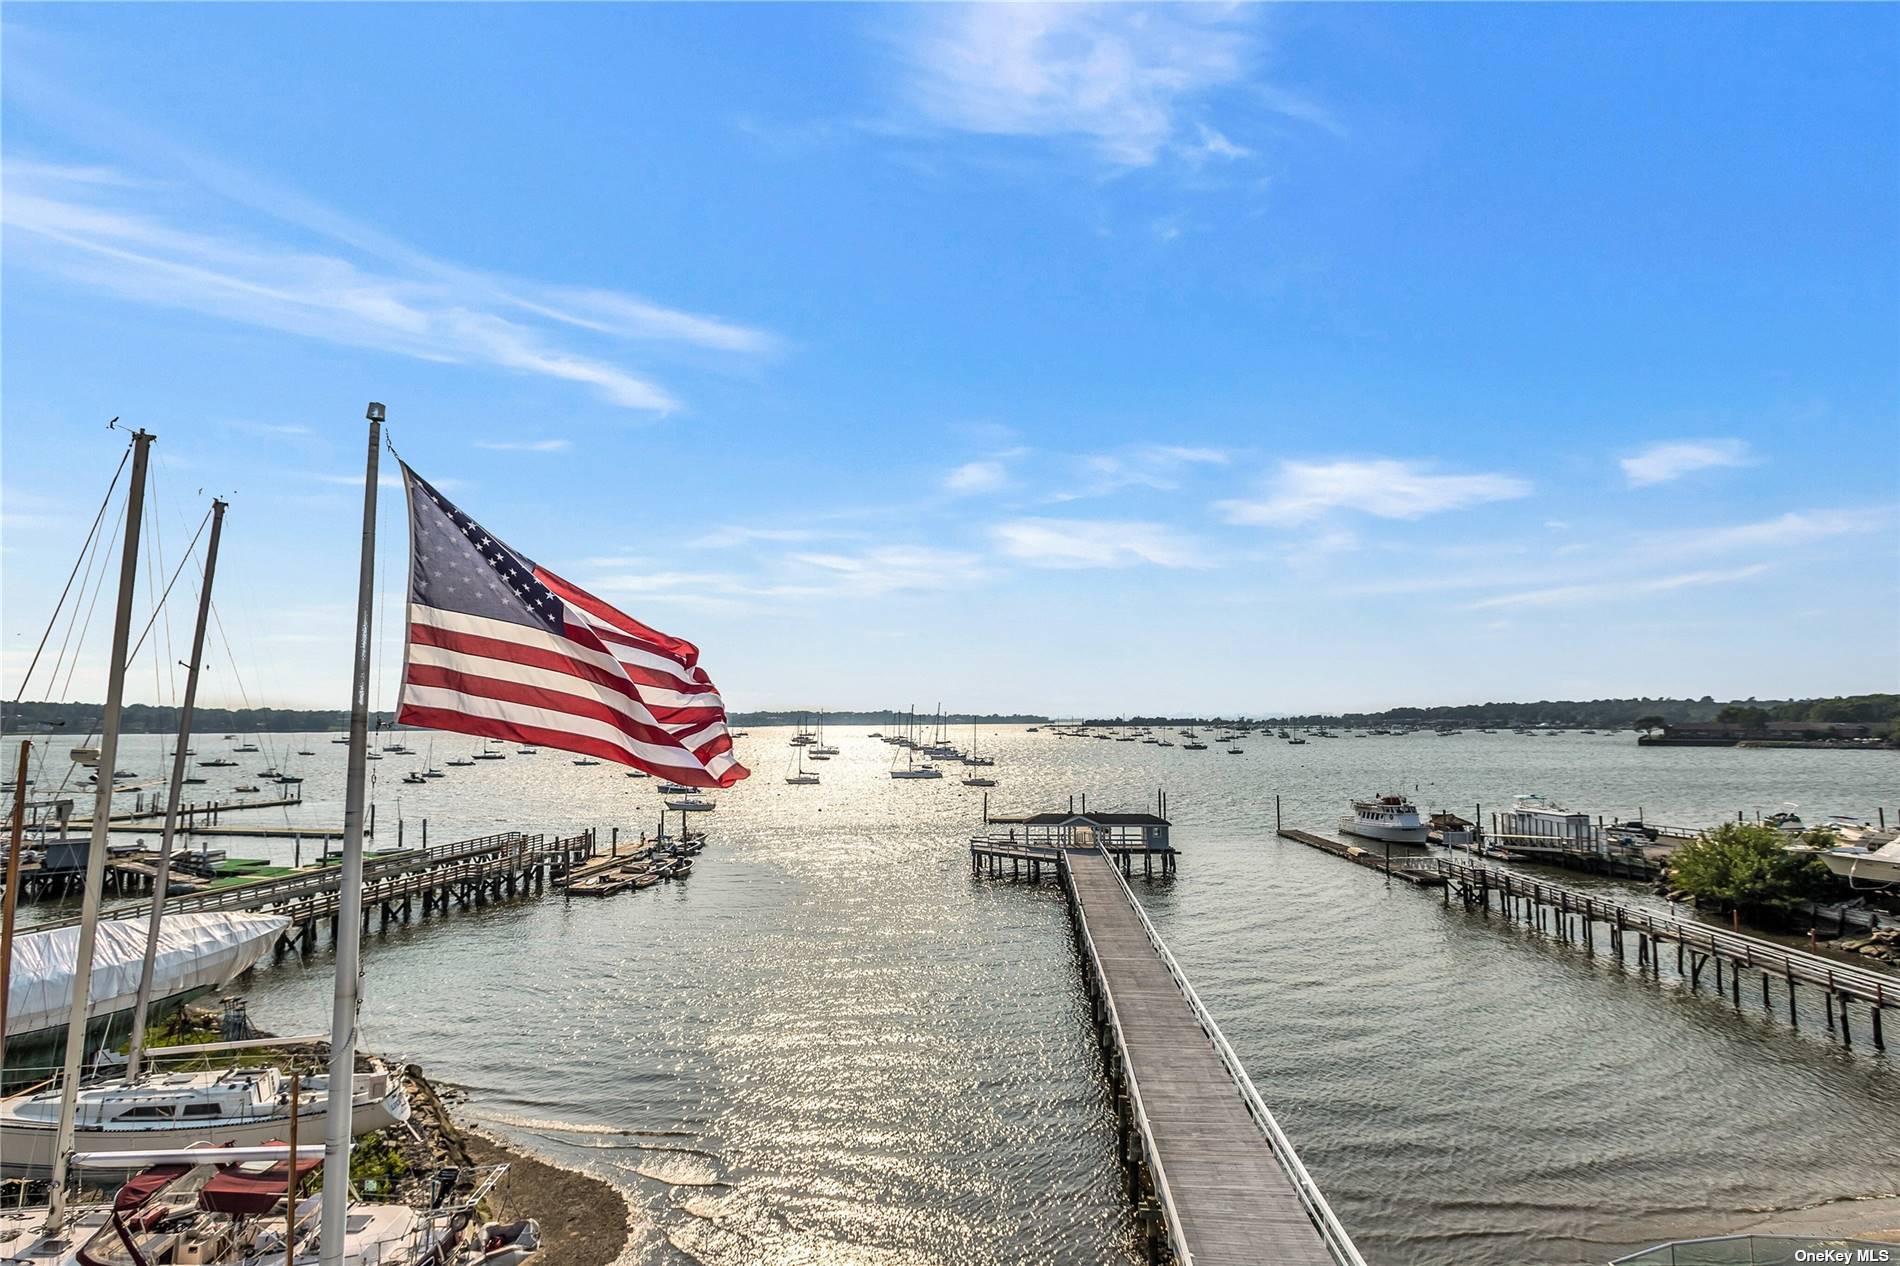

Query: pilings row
left=1442, top=863, right=1889, bottom=1052
left=271, top=831, right=596, bottom=961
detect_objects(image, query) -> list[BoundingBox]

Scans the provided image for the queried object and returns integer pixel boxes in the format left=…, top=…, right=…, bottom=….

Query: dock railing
left=1064, top=848, right=1192, bottom=1264
left=1080, top=840, right=1367, bottom=1266
left=1438, top=858, right=1897, bottom=1011
left=31, top=829, right=565, bottom=931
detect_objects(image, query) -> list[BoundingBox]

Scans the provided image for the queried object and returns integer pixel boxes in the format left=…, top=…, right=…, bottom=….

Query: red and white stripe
left=396, top=567, right=747, bottom=788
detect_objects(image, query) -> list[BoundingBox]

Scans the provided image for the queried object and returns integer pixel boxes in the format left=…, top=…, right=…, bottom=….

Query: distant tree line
left=2, top=700, right=1046, bottom=734
left=3, top=701, right=393, bottom=735
left=9, top=694, right=1895, bottom=736
left=1095, top=694, right=1900, bottom=732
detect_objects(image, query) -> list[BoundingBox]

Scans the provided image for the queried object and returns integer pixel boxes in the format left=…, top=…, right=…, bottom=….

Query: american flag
left=395, top=464, right=749, bottom=788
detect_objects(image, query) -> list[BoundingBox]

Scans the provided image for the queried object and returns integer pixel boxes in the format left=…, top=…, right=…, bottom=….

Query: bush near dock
left=1665, top=823, right=1836, bottom=919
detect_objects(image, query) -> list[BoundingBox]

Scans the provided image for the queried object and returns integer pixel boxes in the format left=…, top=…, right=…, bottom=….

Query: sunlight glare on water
left=9, top=727, right=1897, bottom=1265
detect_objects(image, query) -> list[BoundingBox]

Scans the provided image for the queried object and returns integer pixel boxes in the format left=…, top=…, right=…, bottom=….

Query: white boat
left=1339, top=794, right=1428, bottom=845
left=665, top=798, right=716, bottom=812
left=572, top=757, right=602, bottom=766
left=786, top=749, right=820, bottom=785
left=0, top=1058, right=409, bottom=1174
left=890, top=765, right=942, bottom=779
left=5, top=912, right=289, bottom=1052
left=46, top=1149, right=537, bottom=1266
left=1820, top=833, right=1900, bottom=887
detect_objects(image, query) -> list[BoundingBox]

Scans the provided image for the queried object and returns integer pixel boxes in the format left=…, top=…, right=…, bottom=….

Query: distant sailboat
left=785, top=748, right=820, bottom=785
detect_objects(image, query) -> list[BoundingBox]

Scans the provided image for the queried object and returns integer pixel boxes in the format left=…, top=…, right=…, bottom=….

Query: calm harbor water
left=9, top=727, right=1899, bottom=1264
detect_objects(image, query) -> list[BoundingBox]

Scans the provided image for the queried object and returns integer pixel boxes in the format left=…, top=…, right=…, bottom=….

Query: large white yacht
left=1340, top=794, right=1429, bottom=845
left=0, top=1058, right=410, bottom=1174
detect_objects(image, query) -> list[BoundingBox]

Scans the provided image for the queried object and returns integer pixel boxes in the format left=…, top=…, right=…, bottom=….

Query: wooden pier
left=1438, top=858, right=1897, bottom=1051
left=1059, top=846, right=1361, bottom=1265
left=971, top=807, right=1178, bottom=883
left=30, top=829, right=600, bottom=962
left=1276, top=829, right=1446, bottom=887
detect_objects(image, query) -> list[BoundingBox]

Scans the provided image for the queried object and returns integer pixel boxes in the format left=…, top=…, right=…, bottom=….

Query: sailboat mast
left=126, top=497, right=227, bottom=1082
left=0, top=740, right=31, bottom=1054
left=45, top=428, right=153, bottom=1234
left=320, top=405, right=383, bottom=1265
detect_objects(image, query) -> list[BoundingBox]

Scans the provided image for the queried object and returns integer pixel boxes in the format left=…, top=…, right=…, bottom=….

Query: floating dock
left=1276, top=828, right=1446, bottom=887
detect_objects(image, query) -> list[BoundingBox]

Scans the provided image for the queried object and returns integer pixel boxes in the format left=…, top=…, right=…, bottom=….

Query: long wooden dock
left=1276, top=829, right=1445, bottom=886
left=30, top=829, right=598, bottom=944
left=1059, top=847, right=1361, bottom=1265
left=1438, top=857, right=1897, bottom=1050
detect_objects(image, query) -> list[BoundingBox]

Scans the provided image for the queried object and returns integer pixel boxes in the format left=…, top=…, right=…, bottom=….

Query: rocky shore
left=399, top=1067, right=633, bottom=1266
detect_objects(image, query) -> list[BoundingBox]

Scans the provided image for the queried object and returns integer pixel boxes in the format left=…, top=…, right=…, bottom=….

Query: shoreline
left=403, top=1068, right=634, bottom=1266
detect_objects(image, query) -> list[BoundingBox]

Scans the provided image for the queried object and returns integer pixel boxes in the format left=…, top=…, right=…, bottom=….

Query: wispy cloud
left=474, top=438, right=572, bottom=453
left=1620, top=438, right=1754, bottom=487
left=312, top=471, right=465, bottom=493
left=1650, top=508, right=1890, bottom=556
left=1469, top=564, right=1770, bottom=611
left=1217, top=459, right=1531, bottom=526
left=789, top=545, right=987, bottom=594
left=897, top=5, right=1256, bottom=167
left=692, top=526, right=846, bottom=549
left=1053, top=444, right=1229, bottom=501
left=994, top=517, right=1203, bottom=568
left=2, top=163, right=774, bottom=412
left=227, top=420, right=312, bottom=438
left=944, top=459, right=1009, bottom=495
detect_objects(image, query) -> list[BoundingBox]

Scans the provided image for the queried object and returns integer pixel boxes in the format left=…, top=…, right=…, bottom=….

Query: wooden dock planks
left=1065, top=849, right=1339, bottom=1266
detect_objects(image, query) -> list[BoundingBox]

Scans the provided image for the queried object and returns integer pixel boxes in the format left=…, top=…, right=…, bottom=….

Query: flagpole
left=321, top=404, right=382, bottom=1264
left=126, top=497, right=227, bottom=1083
left=45, top=428, right=153, bottom=1235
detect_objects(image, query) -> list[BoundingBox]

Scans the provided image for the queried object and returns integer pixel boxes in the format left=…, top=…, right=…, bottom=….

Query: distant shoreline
left=7, top=692, right=1894, bottom=738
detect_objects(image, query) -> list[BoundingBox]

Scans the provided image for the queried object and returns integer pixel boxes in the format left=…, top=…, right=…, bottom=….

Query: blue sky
left=4, top=4, right=1896, bottom=716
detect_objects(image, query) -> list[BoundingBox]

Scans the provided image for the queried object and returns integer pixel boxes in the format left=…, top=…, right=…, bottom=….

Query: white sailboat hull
left=0, top=1072, right=408, bottom=1174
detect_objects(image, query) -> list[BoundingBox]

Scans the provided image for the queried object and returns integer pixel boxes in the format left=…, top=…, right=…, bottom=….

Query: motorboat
left=664, top=798, right=715, bottom=812
left=0, top=1058, right=410, bottom=1174
left=572, top=758, right=602, bottom=766
left=1340, top=794, right=1429, bottom=845
left=1820, top=832, right=1900, bottom=887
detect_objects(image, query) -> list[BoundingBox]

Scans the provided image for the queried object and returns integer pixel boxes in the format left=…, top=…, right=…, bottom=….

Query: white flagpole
left=320, top=404, right=382, bottom=1264
left=44, top=428, right=153, bottom=1235
left=126, top=497, right=227, bottom=1083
